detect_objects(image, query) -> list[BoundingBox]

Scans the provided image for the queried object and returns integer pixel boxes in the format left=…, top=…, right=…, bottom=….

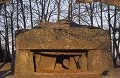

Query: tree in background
left=0, top=0, right=120, bottom=65
left=0, top=31, right=4, bottom=62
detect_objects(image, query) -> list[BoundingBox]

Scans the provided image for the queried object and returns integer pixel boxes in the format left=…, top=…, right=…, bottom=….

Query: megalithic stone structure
left=15, top=20, right=114, bottom=74
left=76, top=0, right=120, bottom=7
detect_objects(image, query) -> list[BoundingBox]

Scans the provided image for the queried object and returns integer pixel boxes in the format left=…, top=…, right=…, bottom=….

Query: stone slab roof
left=76, top=0, right=120, bottom=7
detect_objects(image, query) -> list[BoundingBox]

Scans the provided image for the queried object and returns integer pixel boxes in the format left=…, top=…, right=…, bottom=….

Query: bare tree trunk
left=0, top=32, right=1, bottom=50
left=17, top=0, right=19, bottom=30
left=108, top=5, right=117, bottom=65
left=70, top=0, right=73, bottom=21
left=4, top=3, right=11, bottom=62
left=11, top=0, right=14, bottom=62
left=108, top=5, right=112, bottom=52
left=78, top=3, right=80, bottom=24
left=68, top=0, right=71, bottom=21
left=112, top=6, right=117, bottom=65
left=0, top=31, right=4, bottom=62
left=40, top=0, right=46, bottom=22
left=113, top=6, right=120, bottom=65
left=45, top=0, right=50, bottom=22
left=57, top=0, right=61, bottom=21
left=29, top=0, right=33, bottom=28
left=90, top=3, right=93, bottom=26
left=35, top=0, right=41, bottom=21
left=118, top=22, right=120, bottom=60
left=11, top=0, right=15, bottom=74
left=20, top=0, right=26, bottom=29
left=41, top=0, right=44, bottom=22
left=68, top=0, right=73, bottom=21
left=100, top=2, right=103, bottom=28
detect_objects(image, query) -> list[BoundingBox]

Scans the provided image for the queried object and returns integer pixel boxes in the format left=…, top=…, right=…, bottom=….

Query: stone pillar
left=88, top=50, right=114, bottom=73
left=39, top=55, right=56, bottom=71
left=80, top=54, right=87, bottom=71
left=14, top=50, right=34, bottom=74
left=69, top=56, right=80, bottom=70
left=35, top=54, right=41, bottom=72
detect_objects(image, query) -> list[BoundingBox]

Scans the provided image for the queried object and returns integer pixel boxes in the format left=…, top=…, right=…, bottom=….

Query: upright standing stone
left=35, top=54, right=41, bottom=72
left=39, top=55, right=56, bottom=71
left=69, top=56, right=80, bottom=70
left=80, top=54, right=87, bottom=71
left=88, top=50, right=114, bottom=72
left=15, top=50, right=34, bottom=74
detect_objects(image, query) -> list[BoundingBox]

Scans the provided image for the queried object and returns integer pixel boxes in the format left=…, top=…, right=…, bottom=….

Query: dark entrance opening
left=31, top=49, right=88, bottom=73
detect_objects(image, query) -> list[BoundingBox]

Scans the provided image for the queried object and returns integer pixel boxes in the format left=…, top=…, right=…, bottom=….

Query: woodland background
left=0, top=0, right=120, bottom=66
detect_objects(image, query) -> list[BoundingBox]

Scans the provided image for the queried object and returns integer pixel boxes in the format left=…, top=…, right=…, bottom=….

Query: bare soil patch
left=0, top=63, right=120, bottom=78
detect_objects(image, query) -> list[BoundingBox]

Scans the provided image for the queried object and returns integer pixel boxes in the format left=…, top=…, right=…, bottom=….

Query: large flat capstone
left=16, top=22, right=110, bottom=50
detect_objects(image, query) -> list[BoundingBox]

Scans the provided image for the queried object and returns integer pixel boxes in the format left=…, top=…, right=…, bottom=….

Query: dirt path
left=6, top=73, right=104, bottom=78
left=0, top=63, right=120, bottom=78
left=5, top=73, right=120, bottom=78
left=0, top=63, right=11, bottom=78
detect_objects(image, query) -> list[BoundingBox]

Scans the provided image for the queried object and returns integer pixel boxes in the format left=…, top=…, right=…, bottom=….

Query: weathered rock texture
left=15, top=21, right=113, bottom=74
left=80, top=54, right=87, bottom=71
left=107, top=68, right=120, bottom=76
left=39, top=56, right=56, bottom=71
left=88, top=50, right=114, bottom=72
left=14, top=50, right=34, bottom=74
left=16, top=22, right=110, bottom=50
left=69, top=56, right=80, bottom=70
left=35, top=54, right=41, bottom=72
left=76, top=0, right=120, bottom=7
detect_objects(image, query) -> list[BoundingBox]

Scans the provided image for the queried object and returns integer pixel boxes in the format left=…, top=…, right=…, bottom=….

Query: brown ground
left=0, top=63, right=11, bottom=78
left=0, top=63, right=120, bottom=78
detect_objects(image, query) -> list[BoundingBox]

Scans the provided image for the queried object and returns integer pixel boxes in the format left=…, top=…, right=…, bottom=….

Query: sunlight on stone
left=76, top=0, right=120, bottom=7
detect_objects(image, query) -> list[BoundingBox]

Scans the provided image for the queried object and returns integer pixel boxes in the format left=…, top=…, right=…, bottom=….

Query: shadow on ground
left=0, top=63, right=11, bottom=78
left=0, top=63, right=120, bottom=78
